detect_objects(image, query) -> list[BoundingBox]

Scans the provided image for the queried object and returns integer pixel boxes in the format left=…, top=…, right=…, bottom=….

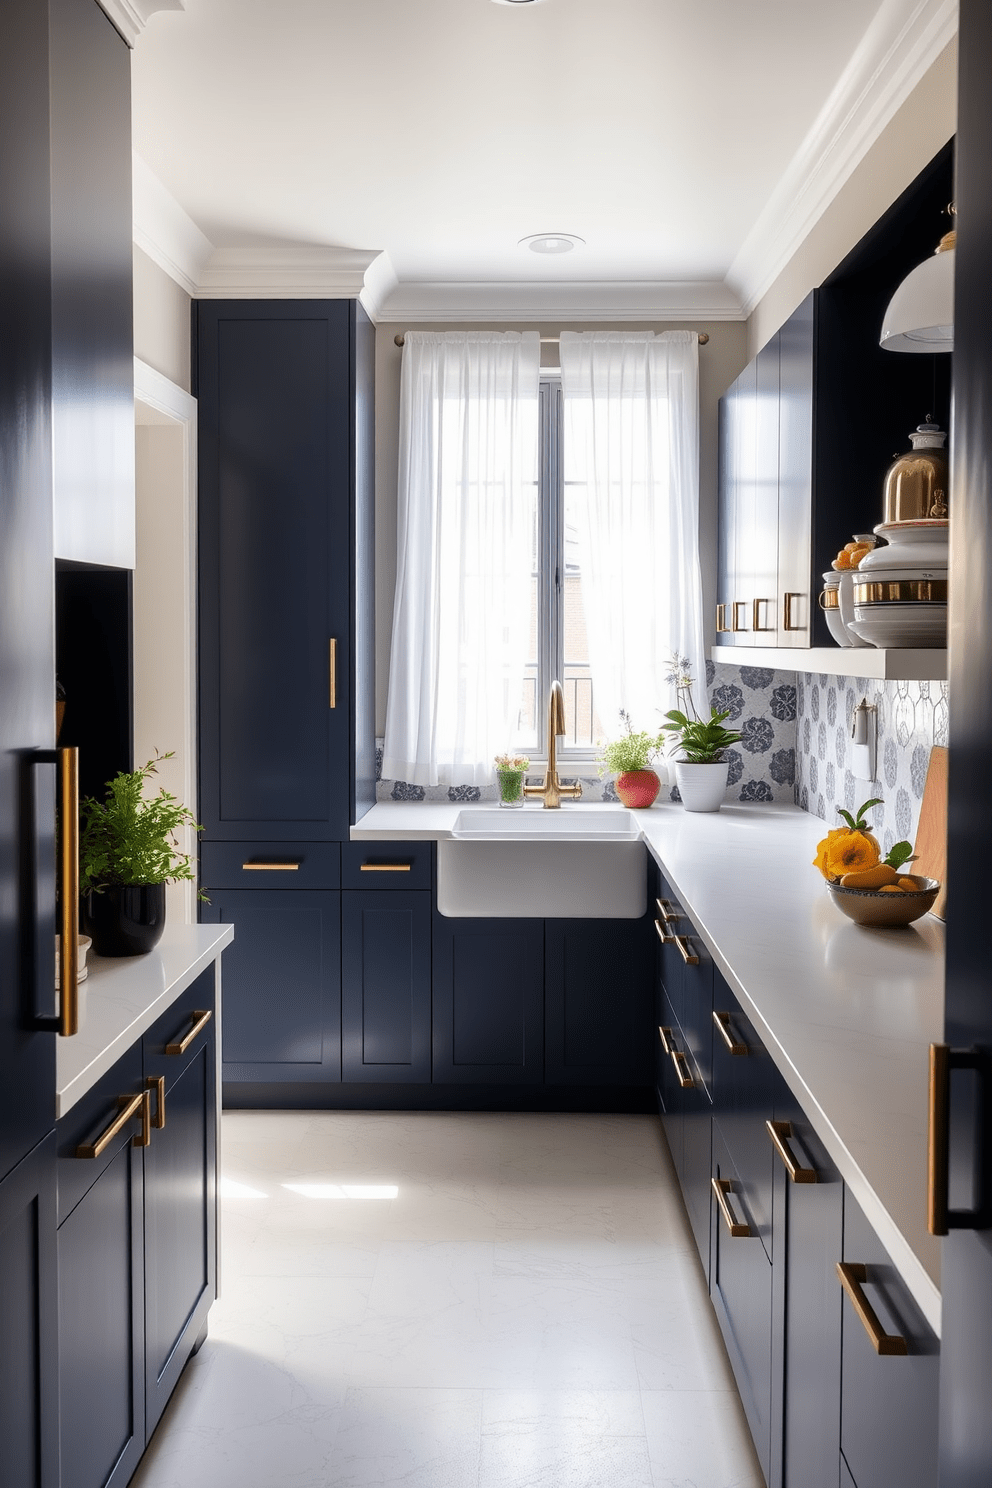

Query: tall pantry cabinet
left=195, top=300, right=375, bottom=1094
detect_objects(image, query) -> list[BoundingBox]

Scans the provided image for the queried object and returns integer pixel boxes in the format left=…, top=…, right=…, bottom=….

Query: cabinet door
left=654, top=878, right=685, bottom=1031
left=657, top=989, right=683, bottom=1159
left=678, top=924, right=714, bottom=1094
left=0, top=1135, right=58, bottom=1488
left=752, top=334, right=781, bottom=644
left=341, top=891, right=431, bottom=1083
left=202, top=889, right=341, bottom=1083
left=710, top=1122, right=773, bottom=1485
left=58, top=1141, right=144, bottom=1488
left=768, top=1099, right=843, bottom=1488
left=716, top=386, right=736, bottom=646
left=50, top=0, right=133, bottom=568
left=432, top=915, right=544, bottom=1085
left=777, top=294, right=814, bottom=648
left=143, top=1011, right=217, bottom=1438
left=544, top=916, right=654, bottom=1086
left=731, top=357, right=757, bottom=646
left=711, top=983, right=777, bottom=1260
left=680, top=1049, right=712, bottom=1277
left=196, top=301, right=353, bottom=841
left=839, top=1193, right=939, bottom=1488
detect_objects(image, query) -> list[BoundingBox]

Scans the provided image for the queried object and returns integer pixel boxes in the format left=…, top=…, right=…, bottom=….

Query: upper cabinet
left=51, top=0, right=134, bottom=569
left=717, top=141, right=953, bottom=653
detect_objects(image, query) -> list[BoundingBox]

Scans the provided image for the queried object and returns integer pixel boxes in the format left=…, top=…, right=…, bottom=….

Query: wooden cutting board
left=913, top=744, right=948, bottom=920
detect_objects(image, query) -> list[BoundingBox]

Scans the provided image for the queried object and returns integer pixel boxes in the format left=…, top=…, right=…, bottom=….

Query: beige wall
left=133, top=247, right=192, bottom=393
left=373, top=320, right=748, bottom=733
left=747, top=40, right=958, bottom=359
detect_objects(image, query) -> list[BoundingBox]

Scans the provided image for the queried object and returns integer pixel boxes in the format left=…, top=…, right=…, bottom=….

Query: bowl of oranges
left=813, top=796, right=940, bottom=928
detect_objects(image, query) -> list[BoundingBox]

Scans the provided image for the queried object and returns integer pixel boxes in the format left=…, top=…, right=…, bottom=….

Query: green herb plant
left=598, top=711, right=661, bottom=776
left=79, top=752, right=204, bottom=896
left=660, top=654, right=742, bottom=764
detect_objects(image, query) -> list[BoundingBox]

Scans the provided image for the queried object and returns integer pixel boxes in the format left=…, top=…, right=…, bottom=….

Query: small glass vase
left=497, top=768, right=526, bottom=808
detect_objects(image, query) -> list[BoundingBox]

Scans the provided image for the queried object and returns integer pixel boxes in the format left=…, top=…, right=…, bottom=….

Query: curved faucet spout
left=523, top=680, right=583, bottom=809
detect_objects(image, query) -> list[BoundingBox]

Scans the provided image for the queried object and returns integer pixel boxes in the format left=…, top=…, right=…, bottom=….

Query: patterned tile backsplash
left=796, top=673, right=949, bottom=855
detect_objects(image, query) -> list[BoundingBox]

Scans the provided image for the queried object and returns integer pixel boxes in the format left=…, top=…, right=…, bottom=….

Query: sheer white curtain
left=383, top=331, right=540, bottom=787
left=559, top=330, right=704, bottom=735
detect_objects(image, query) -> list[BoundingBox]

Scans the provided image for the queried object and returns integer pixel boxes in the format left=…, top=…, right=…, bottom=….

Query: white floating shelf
left=710, top=646, right=947, bottom=681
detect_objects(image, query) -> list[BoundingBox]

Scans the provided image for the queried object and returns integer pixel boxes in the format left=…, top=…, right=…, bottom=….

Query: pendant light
left=879, top=210, right=955, bottom=354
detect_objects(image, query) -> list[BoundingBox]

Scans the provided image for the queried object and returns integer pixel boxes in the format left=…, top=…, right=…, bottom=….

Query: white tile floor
left=131, top=1112, right=764, bottom=1488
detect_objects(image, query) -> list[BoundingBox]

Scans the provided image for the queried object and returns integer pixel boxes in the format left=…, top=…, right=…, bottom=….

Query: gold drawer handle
left=58, top=747, right=80, bottom=1037
left=671, top=1048, right=694, bottom=1090
left=360, top=863, right=413, bottom=873
left=329, top=638, right=338, bottom=709
left=654, top=920, right=677, bottom=947
left=655, top=898, right=679, bottom=924
left=166, top=1009, right=212, bottom=1057
left=837, top=1262, right=908, bottom=1356
left=242, top=861, right=301, bottom=871
left=77, top=1090, right=150, bottom=1159
left=732, top=601, right=748, bottom=632
left=766, top=1120, right=817, bottom=1183
left=712, top=1177, right=751, bottom=1238
left=752, top=597, right=774, bottom=632
left=658, top=1026, right=674, bottom=1057
left=147, top=1076, right=166, bottom=1130
left=713, top=1011, right=748, bottom=1056
left=716, top=603, right=731, bottom=634
left=675, top=934, right=699, bottom=966
left=783, top=591, right=804, bottom=631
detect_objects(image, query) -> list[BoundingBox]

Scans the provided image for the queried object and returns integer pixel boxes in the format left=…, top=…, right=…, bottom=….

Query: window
left=514, top=379, right=606, bottom=759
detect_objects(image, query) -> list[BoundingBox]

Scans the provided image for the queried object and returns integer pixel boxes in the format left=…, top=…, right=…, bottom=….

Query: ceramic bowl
left=826, top=875, right=940, bottom=928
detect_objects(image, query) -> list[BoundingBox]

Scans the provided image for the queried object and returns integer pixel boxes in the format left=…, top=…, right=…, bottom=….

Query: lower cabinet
left=341, top=891, right=432, bottom=1082
left=431, top=913, right=545, bottom=1084
left=839, top=1192, right=939, bottom=1488
left=544, top=915, right=654, bottom=1086
left=56, top=970, right=219, bottom=1488
left=0, top=1134, right=59, bottom=1488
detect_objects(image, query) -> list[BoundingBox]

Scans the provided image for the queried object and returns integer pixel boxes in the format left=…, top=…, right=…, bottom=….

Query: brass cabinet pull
left=837, top=1262, right=908, bottom=1356
left=928, top=1043, right=950, bottom=1235
left=716, top=603, right=731, bottom=634
left=675, top=934, right=699, bottom=966
left=752, top=598, right=774, bottom=632
left=766, top=1120, right=818, bottom=1183
left=658, top=1026, right=674, bottom=1057
left=731, top=601, right=748, bottom=632
left=329, top=638, right=338, bottom=709
left=166, top=1009, right=212, bottom=1057
left=712, top=1177, right=751, bottom=1238
left=783, top=591, right=804, bottom=631
left=242, top=861, right=301, bottom=871
left=76, top=1090, right=150, bottom=1159
left=147, top=1076, right=166, bottom=1130
left=58, top=746, right=80, bottom=1037
left=713, top=1011, right=748, bottom=1056
left=671, top=1048, right=695, bottom=1089
left=655, top=898, right=678, bottom=924
left=360, top=863, right=412, bottom=873
left=654, top=920, right=676, bottom=947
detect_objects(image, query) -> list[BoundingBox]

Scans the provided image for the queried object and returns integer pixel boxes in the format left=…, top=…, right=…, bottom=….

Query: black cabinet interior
left=55, top=565, right=133, bottom=803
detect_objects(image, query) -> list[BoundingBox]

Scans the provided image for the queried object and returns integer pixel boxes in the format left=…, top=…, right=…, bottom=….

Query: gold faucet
left=523, top=681, right=583, bottom=809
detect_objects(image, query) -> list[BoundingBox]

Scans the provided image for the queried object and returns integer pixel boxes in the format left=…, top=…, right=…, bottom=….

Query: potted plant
left=494, top=753, right=529, bottom=808
left=660, top=657, right=742, bottom=813
left=79, top=753, right=202, bottom=956
left=599, top=713, right=664, bottom=808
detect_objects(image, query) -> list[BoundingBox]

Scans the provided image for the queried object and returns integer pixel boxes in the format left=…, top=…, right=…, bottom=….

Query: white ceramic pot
left=836, top=571, right=872, bottom=647
left=819, top=572, right=851, bottom=647
left=675, top=761, right=730, bottom=813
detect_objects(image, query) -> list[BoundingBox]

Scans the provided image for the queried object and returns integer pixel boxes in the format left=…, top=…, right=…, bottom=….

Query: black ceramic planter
left=83, top=883, right=167, bottom=957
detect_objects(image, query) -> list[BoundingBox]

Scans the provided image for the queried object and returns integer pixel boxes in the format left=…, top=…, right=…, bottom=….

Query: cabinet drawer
left=654, top=877, right=685, bottom=1029
left=143, top=968, right=216, bottom=1093
left=839, top=1193, right=939, bottom=1488
left=711, top=986, right=779, bottom=1260
left=199, top=841, right=340, bottom=891
left=342, top=840, right=432, bottom=891
left=57, top=1043, right=144, bottom=1226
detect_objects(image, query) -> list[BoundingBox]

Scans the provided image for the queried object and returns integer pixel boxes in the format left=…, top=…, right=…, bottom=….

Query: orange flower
left=813, top=828, right=846, bottom=880
left=823, top=829, right=881, bottom=881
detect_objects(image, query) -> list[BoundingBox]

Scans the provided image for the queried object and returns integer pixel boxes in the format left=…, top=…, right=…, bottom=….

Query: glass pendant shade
left=879, top=245, right=954, bottom=353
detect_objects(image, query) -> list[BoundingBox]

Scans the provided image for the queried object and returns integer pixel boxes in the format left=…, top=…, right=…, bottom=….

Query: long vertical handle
left=329, top=638, right=338, bottom=709
left=928, top=1042, right=992, bottom=1234
left=58, top=747, right=79, bottom=1036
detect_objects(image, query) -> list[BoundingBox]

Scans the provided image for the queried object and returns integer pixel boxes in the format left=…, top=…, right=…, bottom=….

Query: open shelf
left=710, top=646, right=947, bottom=681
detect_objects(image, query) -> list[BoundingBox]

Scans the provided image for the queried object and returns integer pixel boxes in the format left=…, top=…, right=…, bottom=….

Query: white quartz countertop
left=353, top=799, right=944, bottom=1334
left=57, top=923, right=234, bottom=1119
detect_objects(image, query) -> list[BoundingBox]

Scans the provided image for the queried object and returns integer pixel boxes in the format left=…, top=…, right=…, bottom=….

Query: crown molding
left=194, top=245, right=386, bottom=300
left=376, top=278, right=744, bottom=324
left=96, top=0, right=183, bottom=47
left=360, top=253, right=399, bottom=323
left=132, top=153, right=213, bottom=296
left=728, top=0, right=958, bottom=318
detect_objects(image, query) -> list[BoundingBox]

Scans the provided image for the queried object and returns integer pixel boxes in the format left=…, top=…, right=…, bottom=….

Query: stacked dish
left=849, top=520, right=948, bottom=648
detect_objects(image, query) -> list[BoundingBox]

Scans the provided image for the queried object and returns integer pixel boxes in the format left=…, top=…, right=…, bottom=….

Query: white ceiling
left=128, top=0, right=956, bottom=318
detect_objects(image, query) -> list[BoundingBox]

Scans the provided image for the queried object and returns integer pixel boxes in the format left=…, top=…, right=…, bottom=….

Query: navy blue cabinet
left=342, top=892, right=431, bottom=1083
left=202, top=889, right=341, bottom=1084
left=544, top=915, right=654, bottom=1087
left=0, top=1135, right=59, bottom=1488
left=432, top=915, right=545, bottom=1085
left=57, top=1052, right=146, bottom=1488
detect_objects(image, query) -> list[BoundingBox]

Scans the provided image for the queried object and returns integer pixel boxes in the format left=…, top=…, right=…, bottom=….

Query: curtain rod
left=393, top=331, right=709, bottom=347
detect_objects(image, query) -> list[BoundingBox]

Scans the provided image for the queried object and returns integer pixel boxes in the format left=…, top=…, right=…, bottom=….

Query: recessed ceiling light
left=492, top=0, right=548, bottom=6
left=519, top=233, right=584, bottom=255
